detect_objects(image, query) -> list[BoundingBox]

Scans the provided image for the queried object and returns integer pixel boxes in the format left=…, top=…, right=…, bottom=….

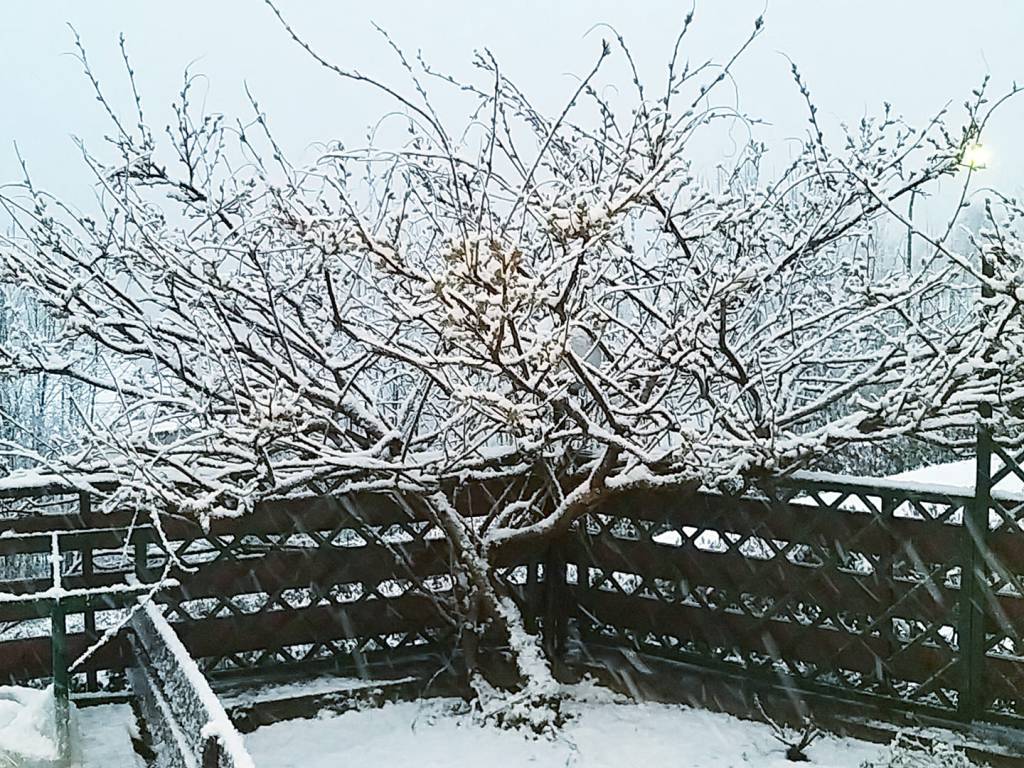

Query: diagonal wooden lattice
left=975, top=442, right=1024, bottom=720
left=141, top=495, right=460, bottom=676
left=569, top=478, right=974, bottom=715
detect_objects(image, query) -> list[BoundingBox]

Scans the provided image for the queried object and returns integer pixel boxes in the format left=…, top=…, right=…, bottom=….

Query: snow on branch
left=0, top=12, right=1020, bottom=560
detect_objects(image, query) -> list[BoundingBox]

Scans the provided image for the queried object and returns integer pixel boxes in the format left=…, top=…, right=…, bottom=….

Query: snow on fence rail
left=0, top=459, right=1022, bottom=733
left=129, top=598, right=255, bottom=768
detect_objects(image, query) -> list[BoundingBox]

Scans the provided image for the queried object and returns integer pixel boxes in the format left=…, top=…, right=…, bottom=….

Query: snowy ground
left=76, top=702, right=143, bottom=768
left=0, top=685, right=140, bottom=767
left=244, top=684, right=886, bottom=768
left=216, top=672, right=417, bottom=709
left=0, top=686, right=59, bottom=765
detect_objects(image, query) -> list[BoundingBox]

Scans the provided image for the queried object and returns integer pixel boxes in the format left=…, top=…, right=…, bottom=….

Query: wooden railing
left=0, top=460, right=1022, bottom=730
left=129, top=598, right=254, bottom=768
left=0, top=485, right=540, bottom=686
left=568, top=474, right=1024, bottom=725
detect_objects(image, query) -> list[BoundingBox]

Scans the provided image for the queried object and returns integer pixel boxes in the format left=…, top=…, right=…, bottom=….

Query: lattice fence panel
left=981, top=444, right=1024, bottom=719
left=569, top=481, right=971, bottom=716
left=142, top=494, right=459, bottom=677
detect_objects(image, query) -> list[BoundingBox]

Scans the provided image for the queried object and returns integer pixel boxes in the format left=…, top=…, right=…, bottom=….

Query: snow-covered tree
left=0, top=8, right=1021, bottom=729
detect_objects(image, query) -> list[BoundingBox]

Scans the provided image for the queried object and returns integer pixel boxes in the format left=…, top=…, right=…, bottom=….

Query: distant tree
left=0, top=6, right=1020, bottom=730
left=0, top=284, right=95, bottom=475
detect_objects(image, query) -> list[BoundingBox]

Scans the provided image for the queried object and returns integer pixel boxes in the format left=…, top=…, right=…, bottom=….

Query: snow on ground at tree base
left=244, top=687, right=886, bottom=768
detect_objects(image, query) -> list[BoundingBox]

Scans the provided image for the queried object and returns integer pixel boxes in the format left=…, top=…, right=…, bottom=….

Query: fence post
left=959, top=412, right=992, bottom=720
left=79, top=492, right=99, bottom=692
left=542, top=537, right=569, bottom=665
left=201, top=734, right=221, bottom=768
left=51, top=597, right=70, bottom=761
left=959, top=242, right=996, bottom=720
left=880, top=493, right=896, bottom=694
left=46, top=528, right=71, bottom=762
left=525, top=559, right=541, bottom=634
left=134, top=530, right=151, bottom=583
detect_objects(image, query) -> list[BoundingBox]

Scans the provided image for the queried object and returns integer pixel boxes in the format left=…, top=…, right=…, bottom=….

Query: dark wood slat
left=169, top=593, right=452, bottom=659
left=590, top=490, right=961, bottom=561
left=575, top=588, right=958, bottom=691
left=567, top=534, right=954, bottom=622
left=0, top=588, right=158, bottom=622
left=777, top=472, right=977, bottom=506
left=225, top=677, right=430, bottom=733
left=988, top=530, right=1024, bottom=566
left=224, top=493, right=430, bottom=536
left=0, top=527, right=145, bottom=556
left=0, top=479, right=118, bottom=500
left=1, top=491, right=428, bottom=538
left=163, top=540, right=454, bottom=602
left=0, top=509, right=135, bottom=534
left=983, top=653, right=1024, bottom=703
left=0, top=632, right=131, bottom=682
left=0, top=570, right=132, bottom=597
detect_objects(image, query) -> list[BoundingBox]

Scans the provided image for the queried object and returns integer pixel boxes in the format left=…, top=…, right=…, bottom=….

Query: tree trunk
left=427, top=493, right=563, bottom=734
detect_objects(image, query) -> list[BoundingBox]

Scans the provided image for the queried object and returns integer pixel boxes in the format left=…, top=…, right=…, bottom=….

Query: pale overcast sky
left=1, top=1, right=1021, bottom=215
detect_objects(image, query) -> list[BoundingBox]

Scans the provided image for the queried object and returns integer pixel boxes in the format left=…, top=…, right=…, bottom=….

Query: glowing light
left=961, top=142, right=990, bottom=170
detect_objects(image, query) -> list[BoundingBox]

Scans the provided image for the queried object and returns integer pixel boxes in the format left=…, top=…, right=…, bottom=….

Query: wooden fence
left=567, top=472, right=1024, bottom=725
left=0, top=485, right=534, bottom=685
left=0, top=448, right=1022, bottom=730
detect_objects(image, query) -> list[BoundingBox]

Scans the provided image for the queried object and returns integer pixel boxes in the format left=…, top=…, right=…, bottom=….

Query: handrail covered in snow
left=786, top=468, right=1024, bottom=503
left=129, top=598, right=255, bottom=768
